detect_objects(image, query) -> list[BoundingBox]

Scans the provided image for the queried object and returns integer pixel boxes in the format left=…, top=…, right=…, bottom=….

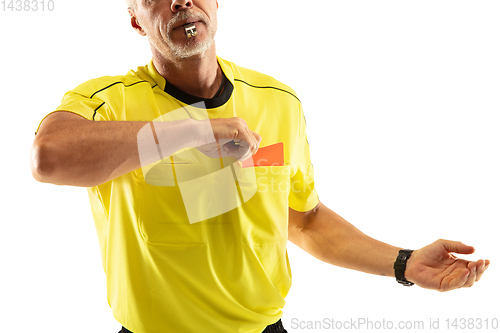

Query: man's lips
left=173, top=19, right=202, bottom=30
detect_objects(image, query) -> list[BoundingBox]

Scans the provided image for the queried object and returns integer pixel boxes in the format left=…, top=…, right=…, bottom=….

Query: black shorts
left=119, top=319, right=288, bottom=333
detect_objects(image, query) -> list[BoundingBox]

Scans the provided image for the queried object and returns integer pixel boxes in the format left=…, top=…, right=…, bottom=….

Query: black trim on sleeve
left=89, top=80, right=150, bottom=99
left=93, top=102, right=106, bottom=121
left=87, top=80, right=156, bottom=121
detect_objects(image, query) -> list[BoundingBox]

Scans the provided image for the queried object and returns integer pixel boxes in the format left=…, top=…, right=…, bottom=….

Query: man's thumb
left=440, top=239, right=475, bottom=254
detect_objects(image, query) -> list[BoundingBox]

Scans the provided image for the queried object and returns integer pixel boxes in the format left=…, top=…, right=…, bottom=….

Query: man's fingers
left=441, top=268, right=470, bottom=292
left=222, top=140, right=257, bottom=161
left=463, top=262, right=477, bottom=288
left=475, top=259, right=490, bottom=282
left=245, top=127, right=257, bottom=154
left=210, top=117, right=262, bottom=153
left=209, top=117, right=262, bottom=159
left=438, top=259, right=490, bottom=291
left=461, top=267, right=473, bottom=287
left=252, top=130, right=262, bottom=148
left=230, top=118, right=260, bottom=155
left=439, top=239, right=475, bottom=255
left=223, top=140, right=245, bottom=158
left=237, top=129, right=261, bottom=157
left=245, top=128, right=261, bottom=155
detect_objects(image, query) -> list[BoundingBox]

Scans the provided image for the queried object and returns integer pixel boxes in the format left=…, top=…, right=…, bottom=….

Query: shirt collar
left=146, top=57, right=234, bottom=109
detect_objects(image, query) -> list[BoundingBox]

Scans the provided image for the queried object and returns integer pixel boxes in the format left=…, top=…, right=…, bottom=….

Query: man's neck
left=152, top=47, right=222, bottom=99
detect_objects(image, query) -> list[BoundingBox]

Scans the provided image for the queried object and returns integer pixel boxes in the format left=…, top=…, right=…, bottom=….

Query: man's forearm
left=31, top=112, right=199, bottom=187
left=289, top=202, right=402, bottom=277
left=31, top=111, right=262, bottom=187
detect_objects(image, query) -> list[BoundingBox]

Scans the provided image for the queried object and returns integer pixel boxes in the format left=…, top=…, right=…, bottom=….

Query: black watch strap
left=394, top=249, right=414, bottom=286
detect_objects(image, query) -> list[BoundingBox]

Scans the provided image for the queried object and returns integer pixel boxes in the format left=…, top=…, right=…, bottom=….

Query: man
left=30, top=0, right=490, bottom=332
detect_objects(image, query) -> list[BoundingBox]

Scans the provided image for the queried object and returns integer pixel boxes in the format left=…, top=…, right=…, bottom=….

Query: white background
left=1, top=1, right=499, bottom=332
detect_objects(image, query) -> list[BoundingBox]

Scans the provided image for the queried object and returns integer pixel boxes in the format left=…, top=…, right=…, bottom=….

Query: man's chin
left=169, top=39, right=214, bottom=59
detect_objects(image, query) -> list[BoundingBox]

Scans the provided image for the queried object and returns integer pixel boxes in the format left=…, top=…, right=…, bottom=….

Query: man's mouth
left=173, top=18, right=202, bottom=30
left=183, top=23, right=198, bottom=38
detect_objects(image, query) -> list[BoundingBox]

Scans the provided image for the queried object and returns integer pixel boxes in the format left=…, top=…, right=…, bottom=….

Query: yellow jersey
left=40, top=57, right=319, bottom=333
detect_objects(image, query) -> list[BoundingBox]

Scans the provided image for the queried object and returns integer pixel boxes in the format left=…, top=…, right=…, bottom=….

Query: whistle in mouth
left=184, top=23, right=198, bottom=38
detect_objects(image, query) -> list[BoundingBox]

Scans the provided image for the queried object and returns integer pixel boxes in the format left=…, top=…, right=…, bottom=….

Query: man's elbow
left=288, top=202, right=322, bottom=243
left=30, top=140, right=58, bottom=184
left=30, top=139, right=107, bottom=187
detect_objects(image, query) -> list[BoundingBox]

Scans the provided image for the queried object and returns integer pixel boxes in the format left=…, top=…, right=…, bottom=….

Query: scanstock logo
left=137, top=102, right=257, bottom=224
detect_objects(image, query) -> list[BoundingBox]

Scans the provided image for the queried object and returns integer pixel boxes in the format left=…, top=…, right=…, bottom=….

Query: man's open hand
left=405, top=239, right=490, bottom=292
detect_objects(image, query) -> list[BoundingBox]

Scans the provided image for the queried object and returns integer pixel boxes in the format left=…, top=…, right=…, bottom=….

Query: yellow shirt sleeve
left=288, top=104, right=319, bottom=212
left=35, top=85, right=111, bottom=135
left=54, top=90, right=108, bottom=121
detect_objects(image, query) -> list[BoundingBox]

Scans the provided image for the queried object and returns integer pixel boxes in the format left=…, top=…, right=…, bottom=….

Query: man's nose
left=171, top=0, right=193, bottom=12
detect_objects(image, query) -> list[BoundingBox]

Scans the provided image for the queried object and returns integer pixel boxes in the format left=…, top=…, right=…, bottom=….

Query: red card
left=241, top=142, right=284, bottom=167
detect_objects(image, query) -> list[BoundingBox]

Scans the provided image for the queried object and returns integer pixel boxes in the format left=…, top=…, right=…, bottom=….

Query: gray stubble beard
left=165, top=10, right=217, bottom=59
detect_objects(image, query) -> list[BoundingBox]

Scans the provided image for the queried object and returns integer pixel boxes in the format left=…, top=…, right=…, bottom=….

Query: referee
left=30, top=1, right=490, bottom=332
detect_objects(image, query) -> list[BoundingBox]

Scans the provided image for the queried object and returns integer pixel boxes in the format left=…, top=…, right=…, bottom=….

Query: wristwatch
left=394, top=249, right=414, bottom=286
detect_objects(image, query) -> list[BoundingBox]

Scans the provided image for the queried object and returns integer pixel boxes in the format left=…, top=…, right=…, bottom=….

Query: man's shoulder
left=220, top=58, right=301, bottom=104
left=68, top=65, right=154, bottom=98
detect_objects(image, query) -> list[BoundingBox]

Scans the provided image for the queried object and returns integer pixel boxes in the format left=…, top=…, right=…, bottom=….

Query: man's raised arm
left=31, top=111, right=261, bottom=187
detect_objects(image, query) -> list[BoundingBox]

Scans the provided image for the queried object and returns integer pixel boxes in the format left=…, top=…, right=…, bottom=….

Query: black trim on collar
left=163, top=72, right=233, bottom=109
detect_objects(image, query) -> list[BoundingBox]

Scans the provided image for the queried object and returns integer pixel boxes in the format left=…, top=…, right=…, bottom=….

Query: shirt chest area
left=115, top=89, right=296, bottom=144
